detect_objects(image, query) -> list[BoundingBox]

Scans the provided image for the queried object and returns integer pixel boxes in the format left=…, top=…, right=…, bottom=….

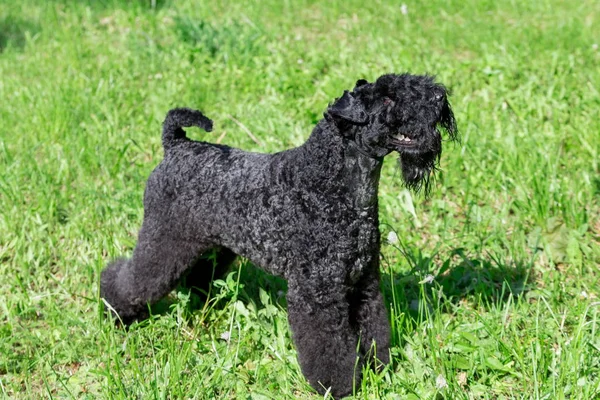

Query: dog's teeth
left=395, top=134, right=413, bottom=143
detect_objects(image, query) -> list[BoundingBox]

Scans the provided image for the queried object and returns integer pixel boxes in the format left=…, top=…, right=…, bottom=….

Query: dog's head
left=326, top=73, right=458, bottom=193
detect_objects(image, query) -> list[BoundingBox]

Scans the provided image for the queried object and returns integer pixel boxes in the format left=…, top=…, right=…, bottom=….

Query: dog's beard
left=398, top=151, right=439, bottom=194
left=396, top=111, right=458, bottom=195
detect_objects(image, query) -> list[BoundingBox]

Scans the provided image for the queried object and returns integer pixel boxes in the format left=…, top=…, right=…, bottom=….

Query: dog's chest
left=338, top=154, right=382, bottom=283
left=343, top=153, right=381, bottom=208
left=345, top=209, right=379, bottom=284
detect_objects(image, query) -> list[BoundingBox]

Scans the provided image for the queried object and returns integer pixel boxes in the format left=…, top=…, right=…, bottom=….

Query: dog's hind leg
left=100, top=221, right=212, bottom=324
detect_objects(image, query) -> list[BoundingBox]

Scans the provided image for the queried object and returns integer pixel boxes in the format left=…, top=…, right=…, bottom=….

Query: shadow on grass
left=145, top=247, right=532, bottom=334
left=148, top=259, right=288, bottom=320
left=174, top=17, right=264, bottom=58
left=381, top=247, right=533, bottom=328
left=0, top=16, right=40, bottom=52
left=49, top=0, right=169, bottom=11
left=593, top=175, right=600, bottom=196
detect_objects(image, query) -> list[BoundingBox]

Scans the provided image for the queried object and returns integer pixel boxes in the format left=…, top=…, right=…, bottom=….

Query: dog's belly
left=216, top=213, right=380, bottom=284
left=216, top=224, right=305, bottom=278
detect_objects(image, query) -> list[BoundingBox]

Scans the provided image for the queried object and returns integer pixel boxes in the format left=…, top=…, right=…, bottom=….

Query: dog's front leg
left=287, top=279, right=361, bottom=399
left=351, top=267, right=391, bottom=367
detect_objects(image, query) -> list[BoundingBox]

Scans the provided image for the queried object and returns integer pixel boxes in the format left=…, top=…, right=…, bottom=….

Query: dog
left=100, top=73, right=457, bottom=398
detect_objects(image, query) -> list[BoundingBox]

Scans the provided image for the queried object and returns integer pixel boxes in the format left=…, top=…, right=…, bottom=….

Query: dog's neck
left=343, top=139, right=382, bottom=211
left=300, top=120, right=383, bottom=211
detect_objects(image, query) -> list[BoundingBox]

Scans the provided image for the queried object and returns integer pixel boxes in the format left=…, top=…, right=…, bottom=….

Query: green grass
left=1, top=0, right=599, bottom=398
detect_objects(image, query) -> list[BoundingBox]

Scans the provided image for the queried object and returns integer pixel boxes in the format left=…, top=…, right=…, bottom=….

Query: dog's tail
left=162, top=108, right=213, bottom=150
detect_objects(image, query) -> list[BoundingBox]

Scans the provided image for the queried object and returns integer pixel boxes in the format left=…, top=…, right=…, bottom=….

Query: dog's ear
left=440, top=101, right=458, bottom=142
left=354, top=79, right=369, bottom=89
left=327, top=91, right=368, bottom=125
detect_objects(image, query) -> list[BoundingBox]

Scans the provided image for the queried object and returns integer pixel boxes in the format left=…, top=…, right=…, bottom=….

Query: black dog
left=101, top=73, right=457, bottom=398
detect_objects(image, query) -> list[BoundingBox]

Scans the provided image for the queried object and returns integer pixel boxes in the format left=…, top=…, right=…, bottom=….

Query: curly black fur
left=100, top=73, right=457, bottom=398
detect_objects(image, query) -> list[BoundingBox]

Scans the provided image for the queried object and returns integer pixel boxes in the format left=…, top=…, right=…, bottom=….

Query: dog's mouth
left=389, top=133, right=418, bottom=148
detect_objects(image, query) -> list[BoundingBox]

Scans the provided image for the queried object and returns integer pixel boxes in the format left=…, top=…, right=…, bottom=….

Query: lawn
left=1, top=0, right=599, bottom=398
